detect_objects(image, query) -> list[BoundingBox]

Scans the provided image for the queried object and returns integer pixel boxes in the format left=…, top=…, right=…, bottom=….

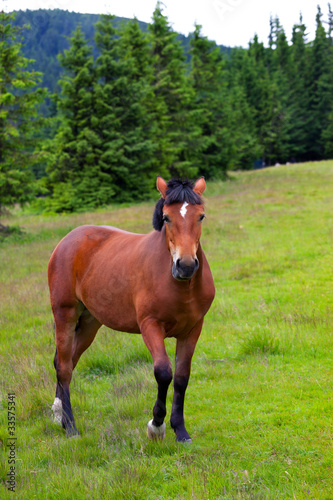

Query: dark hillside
left=12, top=10, right=127, bottom=93
left=12, top=9, right=229, bottom=94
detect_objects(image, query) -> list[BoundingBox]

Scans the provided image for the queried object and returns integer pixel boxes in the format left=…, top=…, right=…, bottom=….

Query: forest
left=1, top=2, right=333, bottom=213
left=12, top=9, right=202, bottom=94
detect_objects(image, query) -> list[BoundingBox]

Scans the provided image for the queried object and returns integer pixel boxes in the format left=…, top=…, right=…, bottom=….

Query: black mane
left=152, top=179, right=202, bottom=231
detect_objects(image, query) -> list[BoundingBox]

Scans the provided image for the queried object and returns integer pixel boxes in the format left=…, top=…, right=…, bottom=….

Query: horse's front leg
left=170, top=319, right=203, bottom=442
left=141, top=319, right=173, bottom=440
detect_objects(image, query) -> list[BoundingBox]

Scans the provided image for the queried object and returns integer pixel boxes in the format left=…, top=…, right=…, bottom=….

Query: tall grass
left=1, top=161, right=333, bottom=499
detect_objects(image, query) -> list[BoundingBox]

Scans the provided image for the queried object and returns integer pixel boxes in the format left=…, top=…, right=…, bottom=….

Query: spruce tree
left=309, top=6, right=332, bottom=159
left=118, top=18, right=159, bottom=197
left=227, top=48, right=260, bottom=170
left=190, top=24, right=227, bottom=178
left=268, top=18, right=292, bottom=163
left=0, top=10, right=45, bottom=221
left=148, top=2, right=200, bottom=178
left=94, top=16, right=157, bottom=201
left=322, top=12, right=333, bottom=158
left=190, top=25, right=257, bottom=176
left=44, top=25, right=102, bottom=211
left=237, top=34, right=288, bottom=165
left=93, top=15, right=123, bottom=201
left=288, top=16, right=311, bottom=161
left=324, top=1, right=333, bottom=154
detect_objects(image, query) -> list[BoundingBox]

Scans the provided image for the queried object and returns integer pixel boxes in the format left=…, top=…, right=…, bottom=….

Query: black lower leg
left=60, top=383, right=78, bottom=437
left=152, top=364, right=172, bottom=427
left=53, top=350, right=61, bottom=399
left=53, top=348, right=58, bottom=370
left=55, top=382, right=61, bottom=399
left=170, top=375, right=191, bottom=442
left=55, top=350, right=77, bottom=436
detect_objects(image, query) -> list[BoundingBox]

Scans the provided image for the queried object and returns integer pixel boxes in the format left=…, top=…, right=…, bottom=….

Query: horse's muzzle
left=172, top=257, right=199, bottom=281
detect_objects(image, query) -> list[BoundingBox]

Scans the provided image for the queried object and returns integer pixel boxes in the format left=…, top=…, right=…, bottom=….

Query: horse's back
left=50, top=224, right=139, bottom=260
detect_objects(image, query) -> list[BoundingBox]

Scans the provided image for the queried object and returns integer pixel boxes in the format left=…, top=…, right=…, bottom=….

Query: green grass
left=1, top=161, right=333, bottom=499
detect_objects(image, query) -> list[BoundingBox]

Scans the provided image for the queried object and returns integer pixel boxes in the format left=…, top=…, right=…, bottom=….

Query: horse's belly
left=86, top=301, right=140, bottom=333
left=78, top=279, right=140, bottom=333
left=102, top=315, right=140, bottom=334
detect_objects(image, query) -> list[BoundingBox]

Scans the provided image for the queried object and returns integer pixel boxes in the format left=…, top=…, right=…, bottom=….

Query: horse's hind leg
left=53, top=308, right=101, bottom=435
left=52, top=349, right=63, bottom=425
left=52, top=303, right=82, bottom=437
left=72, top=309, right=101, bottom=369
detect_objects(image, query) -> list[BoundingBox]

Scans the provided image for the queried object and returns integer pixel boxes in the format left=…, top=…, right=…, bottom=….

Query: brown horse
left=49, top=176, right=215, bottom=442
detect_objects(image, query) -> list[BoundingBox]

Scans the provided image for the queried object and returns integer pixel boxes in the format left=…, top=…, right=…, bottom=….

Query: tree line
left=1, top=3, right=333, bottom=214
left=12, top=9, right=200, bottom=96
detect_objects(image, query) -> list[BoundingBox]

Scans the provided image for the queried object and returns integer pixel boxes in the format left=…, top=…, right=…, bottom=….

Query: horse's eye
left=163, top=215, right=171, bottom=223
left=199, top=214, right=206, bottom=222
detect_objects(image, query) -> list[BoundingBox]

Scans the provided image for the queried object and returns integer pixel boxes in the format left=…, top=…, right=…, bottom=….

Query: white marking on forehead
left=180, top=201, right=189, bottom=218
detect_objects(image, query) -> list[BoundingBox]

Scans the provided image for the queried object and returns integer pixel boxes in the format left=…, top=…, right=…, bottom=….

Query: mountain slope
left=12, top=9, right=230, bottom=94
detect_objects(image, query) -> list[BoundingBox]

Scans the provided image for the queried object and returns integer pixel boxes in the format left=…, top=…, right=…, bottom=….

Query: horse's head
left=153, top=176, right=206, bottom=281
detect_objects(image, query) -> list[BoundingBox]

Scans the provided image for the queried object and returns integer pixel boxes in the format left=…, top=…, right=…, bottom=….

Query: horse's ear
left=193, top=177, right=206, bottom=196
left=156, top=176, right=167, bottom=199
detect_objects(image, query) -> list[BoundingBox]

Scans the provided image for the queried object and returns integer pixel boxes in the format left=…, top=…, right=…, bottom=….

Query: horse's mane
left=153, top=179, right=202, bottom=231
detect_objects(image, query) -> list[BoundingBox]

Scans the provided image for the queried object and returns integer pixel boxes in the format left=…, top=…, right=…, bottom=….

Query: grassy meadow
left=0, top=161, right=333, bottom=499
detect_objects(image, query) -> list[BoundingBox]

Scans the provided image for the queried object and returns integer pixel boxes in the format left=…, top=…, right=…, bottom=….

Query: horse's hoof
left=174, top=428, right=192, bottom=443
left=51, top=397, right=62, bottom=426
left=177, top=437, right=192, bottom=443
left=147, top=420, right=166, bottom=441
left=66, top=427, right=80, bottom=438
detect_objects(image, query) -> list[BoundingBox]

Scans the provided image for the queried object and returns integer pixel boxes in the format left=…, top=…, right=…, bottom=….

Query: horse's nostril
left=176, top=257, right=199, bottom=275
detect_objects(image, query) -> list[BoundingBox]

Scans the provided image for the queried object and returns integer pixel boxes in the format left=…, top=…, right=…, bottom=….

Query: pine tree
left=236, top=36, right=268, bottom=164
left=117, top=18, right=159, bottom=197
left=44, top=25, right=102, bottom=212
left=227, top=48, right=260, bottom=170
left=269, top=18, right=292, bottom=163
left=308, top=6, right=332, bottom=159
left=93, top=15, right=123, bottom=201
left=148, top=2, right=200, bottom=178
left=190, top=25, right=257, bottom=177
left=316, top=4, right=333, bottom=159
left=322, top=6, right=333, bottom=157
left=237, top=34, right=288, bottom=165
left=94, top=16, right=157, bottom=201
left=0, top=10, right=45, bottom=221
left=190, top=24, right=227, bottom=178
left=288, top=16, right=311, bottom=161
